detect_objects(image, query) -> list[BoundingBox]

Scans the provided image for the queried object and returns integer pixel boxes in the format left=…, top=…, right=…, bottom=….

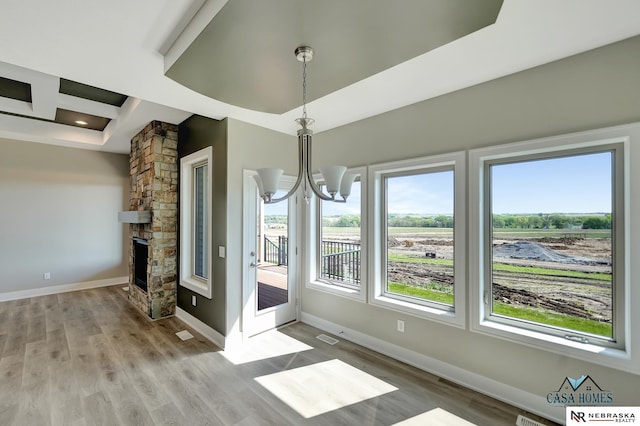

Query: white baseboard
left=176, top=307, right=226, bottom=349
left=301, top=312, right=564, bottom=425
left=0, top=276, right=128, bottom=302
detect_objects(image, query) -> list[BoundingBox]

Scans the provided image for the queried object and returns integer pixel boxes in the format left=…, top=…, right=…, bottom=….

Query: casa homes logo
left=566, top=406, right=639, bottom=423
left=547, top=375, right=613, bottom=406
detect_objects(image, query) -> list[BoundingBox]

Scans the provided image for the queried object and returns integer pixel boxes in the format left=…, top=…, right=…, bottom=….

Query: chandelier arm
left=303, top=132, right=334, bottom=201
left=263, top=135, right=305, bottom=204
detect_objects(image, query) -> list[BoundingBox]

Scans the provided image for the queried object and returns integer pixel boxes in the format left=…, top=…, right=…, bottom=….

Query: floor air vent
left=316, top=334, right=339, bottom=345
left=175, top=330, right=194, bottom=341
left=516, top=415, right=546, bottom=426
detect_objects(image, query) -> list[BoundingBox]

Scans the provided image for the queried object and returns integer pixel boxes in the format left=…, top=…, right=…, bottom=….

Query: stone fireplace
left=126, top=121, right=178, bottom=319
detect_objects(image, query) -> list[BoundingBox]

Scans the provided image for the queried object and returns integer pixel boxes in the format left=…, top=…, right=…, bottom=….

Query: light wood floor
left=0, top=285, right=558, bottom=426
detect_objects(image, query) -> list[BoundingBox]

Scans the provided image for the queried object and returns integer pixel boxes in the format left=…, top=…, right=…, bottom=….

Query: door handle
left=250, top=262, right=257, bottom=268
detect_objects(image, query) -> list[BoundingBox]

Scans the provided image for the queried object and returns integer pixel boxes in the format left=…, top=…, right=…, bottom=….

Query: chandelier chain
left=302, top=58, right=307, bottom=119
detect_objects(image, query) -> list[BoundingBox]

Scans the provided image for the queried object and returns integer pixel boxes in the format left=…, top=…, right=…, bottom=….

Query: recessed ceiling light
left=75, top=120, right=88, bottom=125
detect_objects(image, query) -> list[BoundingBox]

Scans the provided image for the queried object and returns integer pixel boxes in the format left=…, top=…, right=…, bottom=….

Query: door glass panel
left=257, top=198, right=289, bottom=311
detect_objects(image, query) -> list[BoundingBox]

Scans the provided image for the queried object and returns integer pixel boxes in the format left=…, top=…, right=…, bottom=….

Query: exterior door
left=242, top=170, right=297, bottom=337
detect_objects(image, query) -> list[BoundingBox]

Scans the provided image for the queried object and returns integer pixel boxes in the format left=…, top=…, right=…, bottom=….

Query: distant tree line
left=268, top=213, right=611, bottom=230
left=265, top=215, right=288, bottom=224
left=492, top=213, right=611, bottom=230
left=387, top=214, right=453, bottom=228
left=322, top=214, right=453, bottom=228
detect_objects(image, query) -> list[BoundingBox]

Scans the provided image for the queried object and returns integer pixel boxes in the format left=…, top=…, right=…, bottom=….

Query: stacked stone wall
left=128, top=121, right=178, bottom=319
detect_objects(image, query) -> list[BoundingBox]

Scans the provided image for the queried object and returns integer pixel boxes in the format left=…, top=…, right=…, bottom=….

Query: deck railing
left=264, top=235, right=288, bottom=266
left=264, top=237, right=361, bottom=285
left=321, top=240, right=361, bottom=285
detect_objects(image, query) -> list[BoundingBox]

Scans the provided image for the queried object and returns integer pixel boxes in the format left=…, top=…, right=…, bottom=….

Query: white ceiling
left=0, top=0, right=639, bottom=154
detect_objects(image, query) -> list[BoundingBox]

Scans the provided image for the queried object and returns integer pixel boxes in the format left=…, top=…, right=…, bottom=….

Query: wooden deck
left=257, top=264, right=288, bottom=310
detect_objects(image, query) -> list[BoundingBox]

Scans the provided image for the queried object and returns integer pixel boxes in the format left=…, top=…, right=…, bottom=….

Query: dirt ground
left=386, top=234, right=613, bottom=323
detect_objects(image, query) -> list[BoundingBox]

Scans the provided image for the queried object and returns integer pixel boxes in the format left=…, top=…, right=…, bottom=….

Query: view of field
left=265, top=212, right=613, bottom=338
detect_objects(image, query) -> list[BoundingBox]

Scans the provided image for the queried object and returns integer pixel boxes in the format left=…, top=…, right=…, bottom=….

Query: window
left=370, top=152, right=465, bottom=327
left=470, top=130, right=629, bottom=368
left=307, top=167, right=366, bottom=301
left=180, top=146, right=213, bottom=298
left=193, top=163, right=208, bottom=279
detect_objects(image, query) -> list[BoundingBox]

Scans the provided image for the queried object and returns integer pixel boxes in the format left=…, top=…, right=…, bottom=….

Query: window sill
left=180, top=275, right=212, bottom=299
left=370, top=294, right=464, bottom=329
left=307, top=279, right=364, bottom=303
left=472, top=319, right=635, bottom=373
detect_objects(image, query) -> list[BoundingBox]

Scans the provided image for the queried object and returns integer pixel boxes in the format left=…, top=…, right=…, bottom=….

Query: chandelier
left=254, top=46, right=355, bottom=204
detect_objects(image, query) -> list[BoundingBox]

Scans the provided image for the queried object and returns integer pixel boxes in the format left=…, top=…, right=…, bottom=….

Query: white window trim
left=180, top=146, right=213, bottom=299
left=469, top=124, right=635, bottom=372
left=306, top=166, right=367, bottom=303
left=368, top=152, right=466, bottom=328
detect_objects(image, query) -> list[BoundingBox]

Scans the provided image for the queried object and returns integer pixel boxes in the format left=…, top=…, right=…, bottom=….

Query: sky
left=491, top=152, right=612, bottom=214
left=263, top=151, right=613, bottom=216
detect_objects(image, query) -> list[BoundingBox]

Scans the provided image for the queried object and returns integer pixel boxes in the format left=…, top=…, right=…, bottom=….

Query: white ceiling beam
left=0, top=61, right=59, bottom=120
left=102, top=97, right=191, bottom=153
left=57, top=93, right=120, bottom=119
left=0, top=97, right=32, bottom=117
left=30, top=74, right=59, bottom=120
left=0, top=111, right=104, bottom=151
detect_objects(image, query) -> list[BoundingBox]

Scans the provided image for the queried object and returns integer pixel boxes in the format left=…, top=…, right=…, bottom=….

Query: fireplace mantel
left=118, top=210, right=151, bottom=223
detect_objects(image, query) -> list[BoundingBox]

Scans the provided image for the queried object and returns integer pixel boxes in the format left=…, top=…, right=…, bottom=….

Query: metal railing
left=264, top=235, right=288, bottom=266
left=264, top=237, right=361, bottom=285
left=321, top=240, right=361, bottom=285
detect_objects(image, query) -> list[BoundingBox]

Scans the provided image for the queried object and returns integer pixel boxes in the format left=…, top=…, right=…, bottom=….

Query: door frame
left=242, top=169, right=298, bottom=338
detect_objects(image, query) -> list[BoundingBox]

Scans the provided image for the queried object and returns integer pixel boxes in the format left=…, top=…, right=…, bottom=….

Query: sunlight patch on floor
left=255, top=359, right=398, bottom=418
left=391, top=407, right=477, bottom=425
left=221, top=329, right=313, bottom=365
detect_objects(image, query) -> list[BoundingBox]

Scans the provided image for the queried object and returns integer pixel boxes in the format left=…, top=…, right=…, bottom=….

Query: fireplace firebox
left=133, top=237, right=148, bottom=292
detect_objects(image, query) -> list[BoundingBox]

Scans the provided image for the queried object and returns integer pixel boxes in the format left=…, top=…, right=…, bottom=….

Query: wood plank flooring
left=0, top=285, right=558, bottom=426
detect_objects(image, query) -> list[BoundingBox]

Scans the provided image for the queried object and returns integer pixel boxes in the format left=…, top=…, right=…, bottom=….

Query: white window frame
left=306, top=166, right=367, bottom=302
left=469, top=126, right=633, bottom=371
left=369, top=152, right=466, bottom=328
left=180, top=146, right=213, bottom=299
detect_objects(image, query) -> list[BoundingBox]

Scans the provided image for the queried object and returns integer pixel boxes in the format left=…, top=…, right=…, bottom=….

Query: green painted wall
left=177, top=116, right=228, bottom=334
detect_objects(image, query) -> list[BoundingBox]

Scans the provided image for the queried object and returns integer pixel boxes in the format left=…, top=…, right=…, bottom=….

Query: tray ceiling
left=166, top=0, right=503, bottom=114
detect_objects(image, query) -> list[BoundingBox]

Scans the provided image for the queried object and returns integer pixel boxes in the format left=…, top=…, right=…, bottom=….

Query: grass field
left=493, top=263, right=611, bottom=281
left=388, top=282, right=454, bottom=305
left=387, top=282, right=612, bottom=337
left=309, top=224, right=613, bottom=337
left=493, top=302, right=612, bottom=337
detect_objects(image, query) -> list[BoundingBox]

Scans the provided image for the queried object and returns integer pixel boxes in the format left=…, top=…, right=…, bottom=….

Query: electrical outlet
left=43, top=272, right=51, bottom=280
left=397, top=319, right=405, bottom=333
left=192, top=295, right=197, bottom=306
